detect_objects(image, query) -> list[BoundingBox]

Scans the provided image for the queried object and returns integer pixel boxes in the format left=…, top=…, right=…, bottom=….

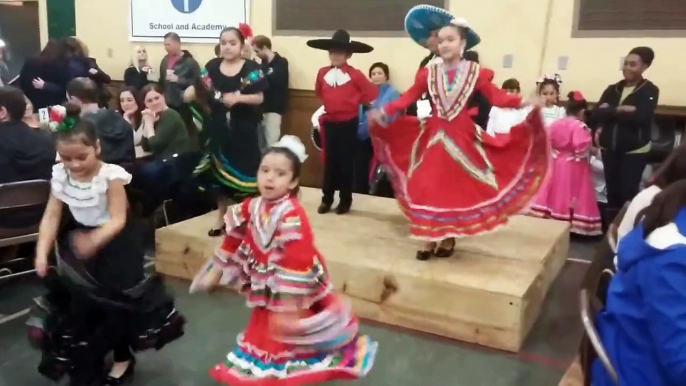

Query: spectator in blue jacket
left=594, top=179, right=686, bottom=386
left=355, top=62, right=399, bottom=194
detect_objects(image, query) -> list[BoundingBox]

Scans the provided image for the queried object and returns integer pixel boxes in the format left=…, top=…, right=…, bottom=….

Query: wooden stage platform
left=558, top=358, right=584, bottom=386
left=156, top=188, right=570, bottom=352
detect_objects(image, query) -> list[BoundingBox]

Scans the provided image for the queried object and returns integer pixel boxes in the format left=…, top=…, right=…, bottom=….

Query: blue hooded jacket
left=357, top=83, right=400, bottom=140
left=593, top=208, right=686, bottom=386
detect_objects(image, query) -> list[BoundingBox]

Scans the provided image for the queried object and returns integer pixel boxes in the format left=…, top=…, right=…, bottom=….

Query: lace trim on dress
left=50, top=163, right=132, bottom=208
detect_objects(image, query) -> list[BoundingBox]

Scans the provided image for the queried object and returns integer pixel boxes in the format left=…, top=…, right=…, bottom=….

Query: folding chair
left=574, top=201, right=629, bottom=385
left=579, top=288, right=618, bottom=384
left=0, top=180, right=51, bottom=280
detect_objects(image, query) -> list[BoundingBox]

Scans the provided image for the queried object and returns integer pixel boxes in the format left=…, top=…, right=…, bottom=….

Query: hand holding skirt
left=370, top=106, right=549, bottom=240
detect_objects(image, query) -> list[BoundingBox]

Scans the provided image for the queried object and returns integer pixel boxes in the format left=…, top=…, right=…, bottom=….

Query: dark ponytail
left=219, top=27, right=245, bottom=45
left=651, top=145, right=686, bottom=189
left=53, top=103, right=98, bottom=147
left=566, top=91, right=588, bottom=116
left=537, top=78, right=560, bottom=95
left=637, top=180, right=686, bottom=237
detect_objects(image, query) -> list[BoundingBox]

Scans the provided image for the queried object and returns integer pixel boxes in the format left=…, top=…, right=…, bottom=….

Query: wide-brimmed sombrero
left=307, top=30, right=374, bottom=54
left=404, top=5, right=480, bottom=51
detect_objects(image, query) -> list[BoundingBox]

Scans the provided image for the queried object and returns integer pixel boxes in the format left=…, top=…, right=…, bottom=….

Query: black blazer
left=592, top=79, right=659, bottom=153
left=19, top=58, right=71, bottom=110
left=124, top=66, right=151, bottom=91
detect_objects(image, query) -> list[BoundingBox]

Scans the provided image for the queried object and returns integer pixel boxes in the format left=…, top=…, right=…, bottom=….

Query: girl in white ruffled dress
left=32, top=103, right=184, bottom=386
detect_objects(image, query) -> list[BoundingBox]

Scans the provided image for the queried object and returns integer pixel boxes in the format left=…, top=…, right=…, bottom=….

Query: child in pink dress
left=529, top=91, right=602, bottom=235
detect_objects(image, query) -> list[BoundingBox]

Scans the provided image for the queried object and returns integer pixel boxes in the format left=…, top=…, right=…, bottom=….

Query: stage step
left=156, top=187, right=569, bottom=352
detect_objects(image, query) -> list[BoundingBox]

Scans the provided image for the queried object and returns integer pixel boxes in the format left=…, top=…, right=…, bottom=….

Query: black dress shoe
left=207, top=228, right=224, bottom=237
left=102, top=358, right=135, bottom=385
left=434, top=239, right=455, bottom=258
left=415, top=250, right=433, bottom=261
left=335, top=202, right=351, bottom=215
left=317, top=202, right=332, bottom=214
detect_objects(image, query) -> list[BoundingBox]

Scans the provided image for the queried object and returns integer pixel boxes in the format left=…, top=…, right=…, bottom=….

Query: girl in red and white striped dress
left=191, top=135, right=377, bottom=385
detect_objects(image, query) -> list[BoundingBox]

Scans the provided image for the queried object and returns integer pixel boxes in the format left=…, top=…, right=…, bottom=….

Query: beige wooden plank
left=558, top=358, right=584, bottom=386
left=349, top=296, right=521, bottom=352
left=155, top=188, right=570, bottom=352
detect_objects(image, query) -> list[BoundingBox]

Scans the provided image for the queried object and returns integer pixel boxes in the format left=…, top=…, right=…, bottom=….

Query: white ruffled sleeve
left=101, top=164, right=132, bottom=185
left=89, top=164, right=131, bottom=195
left=50, top=163, right=68, bottom=194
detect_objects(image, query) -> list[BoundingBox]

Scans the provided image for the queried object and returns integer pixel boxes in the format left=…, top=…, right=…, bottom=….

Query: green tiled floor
left=0, top=258, right=588, bottom=386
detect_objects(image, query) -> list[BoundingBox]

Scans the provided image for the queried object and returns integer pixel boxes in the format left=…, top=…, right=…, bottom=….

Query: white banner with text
left=130, top=0, right=250, bottom=42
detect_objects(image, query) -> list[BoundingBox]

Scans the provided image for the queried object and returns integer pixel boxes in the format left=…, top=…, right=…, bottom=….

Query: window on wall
left=274, top=0, right=448, bottom=35
left=0, top=1, right=41, bottom=80
left=47, top=0, right=76, bottom=39
left=576, top=0, right=686, bottom=32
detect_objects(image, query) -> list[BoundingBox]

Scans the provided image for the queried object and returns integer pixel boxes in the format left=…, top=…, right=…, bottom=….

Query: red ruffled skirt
left=209, top=304, right=377, bottom=386
left=370, top=108, right=548, bottom=240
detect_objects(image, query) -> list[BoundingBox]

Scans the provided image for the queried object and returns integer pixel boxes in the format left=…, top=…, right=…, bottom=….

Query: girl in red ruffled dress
left=369, top=6, right=548, bottom=260
left=190, top=135, right=377, bottom=385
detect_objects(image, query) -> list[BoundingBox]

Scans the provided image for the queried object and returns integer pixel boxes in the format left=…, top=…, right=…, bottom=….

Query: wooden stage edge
left=558, top=358, right=584, bottom=386
left=155, top=187, right=570, bottom=353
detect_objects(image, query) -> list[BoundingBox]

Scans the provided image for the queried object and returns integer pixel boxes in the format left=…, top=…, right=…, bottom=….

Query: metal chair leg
left=162, top=200, right=171, bottom=226
left=580, top=289, right=619, bottom=384
left=0, top=268, right=36, bottom=280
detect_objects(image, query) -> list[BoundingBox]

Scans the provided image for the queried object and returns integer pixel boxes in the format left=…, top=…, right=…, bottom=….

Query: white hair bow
left=537, top=73, right=563, bottom=85
left=274, top=135, right=308, bottom=163
left=450, top=17, right=469, bottom=28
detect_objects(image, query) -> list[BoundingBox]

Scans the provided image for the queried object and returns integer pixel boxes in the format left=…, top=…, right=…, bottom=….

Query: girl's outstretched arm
left=381, top=67, right=430, bottom=116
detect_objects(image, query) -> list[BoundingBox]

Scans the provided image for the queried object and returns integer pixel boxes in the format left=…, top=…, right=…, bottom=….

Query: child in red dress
left=307, top=30, right=378, bottom=214
left=369, top=6, right=548, bottom=260
left=190, top=135, right=377, bottom=385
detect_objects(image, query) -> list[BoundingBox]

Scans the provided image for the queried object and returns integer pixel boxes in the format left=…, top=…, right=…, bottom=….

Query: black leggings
left=602, top=149, right=648, bottom=220
left=113, top=341, right=133, bottom=362
left=66, top=291, right=133, bottom=378
left=322, top=118, right=358, bottom=205
left=354, top=138, right=374, bottom=194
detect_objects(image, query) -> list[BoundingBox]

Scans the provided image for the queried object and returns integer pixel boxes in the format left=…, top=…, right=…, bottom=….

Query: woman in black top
left=592, top=46, right=659, bottom=222
left=65, top=37, right=112, bottom=107
left=124, top=45, right=157, bottom=91
left=192, top=27, right=267, bottom=235
left=19, top=39, right=71, bottom=110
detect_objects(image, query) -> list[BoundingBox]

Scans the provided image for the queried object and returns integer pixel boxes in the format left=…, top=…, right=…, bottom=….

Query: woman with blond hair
left=124, top=45, right=158, bottom=91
